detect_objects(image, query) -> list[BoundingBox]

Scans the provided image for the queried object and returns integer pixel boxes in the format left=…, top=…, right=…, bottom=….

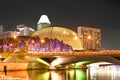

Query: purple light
left=28, top=37, right=73, bottom=52
left=19, top=41, right=25, bottom=49
left=1, top=37, right=73, bottom=53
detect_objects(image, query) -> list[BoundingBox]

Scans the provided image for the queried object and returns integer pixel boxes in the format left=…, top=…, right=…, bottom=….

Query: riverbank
left=0, top=62, right=50, bottom=71
left=0, top=62, right=29, bottom=71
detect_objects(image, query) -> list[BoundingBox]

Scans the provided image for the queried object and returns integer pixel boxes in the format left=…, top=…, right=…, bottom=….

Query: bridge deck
left=9, top=50, right=120, bottom=58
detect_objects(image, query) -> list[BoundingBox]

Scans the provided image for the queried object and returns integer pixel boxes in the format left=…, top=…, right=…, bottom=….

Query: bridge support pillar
left=87, top=66, right=91, bottom=80
left=49, top=66, right=56, bottom=70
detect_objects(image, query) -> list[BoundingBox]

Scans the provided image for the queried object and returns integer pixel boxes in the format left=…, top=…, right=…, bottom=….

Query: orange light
left=63, top=31, right=66, bottom=34
left=13, top=35, right=17, bottom=39
left=74, top=36, right=78, bottom=40
left=41, top=39, right=45, bottom=43
left=87, top=35, right=91, bottom=40
left=31, top=40, right=35, bottom=44
left=10, top=43, right=13, bottom=46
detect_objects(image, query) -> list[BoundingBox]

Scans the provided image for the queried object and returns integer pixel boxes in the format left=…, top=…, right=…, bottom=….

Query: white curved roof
left=37, top=15, right=51, bottom=24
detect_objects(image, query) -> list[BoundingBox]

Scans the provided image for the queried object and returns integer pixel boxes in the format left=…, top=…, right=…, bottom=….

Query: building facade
left=0, top=31, right=16, bottom=39
left=17, top=25, right=35, bottom=36
left=78, top=26, right=101, bottom=51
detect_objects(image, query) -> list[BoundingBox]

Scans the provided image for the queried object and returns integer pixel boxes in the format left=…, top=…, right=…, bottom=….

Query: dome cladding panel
left=32, top=26, right=82, bottom=50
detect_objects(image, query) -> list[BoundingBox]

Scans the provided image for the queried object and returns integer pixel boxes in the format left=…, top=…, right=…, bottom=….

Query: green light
left=76, top=70, right=86, bottom=80
left=76, top=61, right=91, bottom=65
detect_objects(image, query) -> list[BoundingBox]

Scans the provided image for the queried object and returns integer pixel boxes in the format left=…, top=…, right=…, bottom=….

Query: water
left=3, top=65, right=120, bottom=80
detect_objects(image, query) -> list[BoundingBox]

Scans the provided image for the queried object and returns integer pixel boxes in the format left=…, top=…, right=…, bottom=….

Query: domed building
left=32, top=26, right=83, bottom=50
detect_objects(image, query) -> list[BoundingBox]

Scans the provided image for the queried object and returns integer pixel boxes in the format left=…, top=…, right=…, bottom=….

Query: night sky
left=0, top=0, right=120, bottom=50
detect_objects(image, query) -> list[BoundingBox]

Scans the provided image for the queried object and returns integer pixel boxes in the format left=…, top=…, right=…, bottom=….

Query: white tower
left=37, top=15, right=51, bottom=30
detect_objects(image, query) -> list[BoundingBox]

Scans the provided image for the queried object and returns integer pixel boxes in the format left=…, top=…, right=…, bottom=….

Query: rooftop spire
left=37, top=14, right=51, bottom=24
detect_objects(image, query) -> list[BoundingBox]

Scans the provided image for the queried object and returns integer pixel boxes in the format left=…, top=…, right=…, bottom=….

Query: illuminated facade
left=0, top=25, right=35, bottom=39
left=17, top=25, right=35, bottom=36
left=0, top=26, right=82, bottom=53
left=28, top=37, right=73, bottom=52
left=78, top=26, right=101, bottom=51
left=32, top=26, right=82, bottom=50
left=0, top=36, right=73, bottom=53
left=0, top=31, right=16, bottom=39
left=37, top=15, right=51, bottom=30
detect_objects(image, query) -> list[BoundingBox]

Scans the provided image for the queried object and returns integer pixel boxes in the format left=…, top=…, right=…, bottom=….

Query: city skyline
left=0, top=0, right=120, bottom=50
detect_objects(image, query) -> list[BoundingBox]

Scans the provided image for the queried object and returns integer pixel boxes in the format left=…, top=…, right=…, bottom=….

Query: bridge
left=9, top=50, right=120, bottom=68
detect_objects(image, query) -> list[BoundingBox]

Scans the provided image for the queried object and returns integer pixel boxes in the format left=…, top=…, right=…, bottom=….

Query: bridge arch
left=51, top=56, right=120, bottom=67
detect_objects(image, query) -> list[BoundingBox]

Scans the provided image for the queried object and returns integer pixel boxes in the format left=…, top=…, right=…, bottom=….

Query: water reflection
left=50, top=71, right=66, bottom=80
left=90, top=65, right=120, bottom=80
left=28, top=70, right=49, bottom=80
left=3, top=65, right=120, bottom=80
left=75, top=69, right=86, bottom=80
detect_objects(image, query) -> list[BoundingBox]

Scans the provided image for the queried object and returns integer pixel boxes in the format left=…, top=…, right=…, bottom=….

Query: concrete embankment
left=0, top=62, right=29, bottom=71
left=0, top=62, right=49, bottom=71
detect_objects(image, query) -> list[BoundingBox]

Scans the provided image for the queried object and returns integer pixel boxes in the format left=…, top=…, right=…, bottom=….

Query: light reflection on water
left=4, top=65, right=120, bottom=80
left=90, top=65, right=120, bottom=80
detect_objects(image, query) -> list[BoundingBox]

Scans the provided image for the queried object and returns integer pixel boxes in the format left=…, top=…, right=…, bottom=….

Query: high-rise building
left=17, top=25, right=35, bottom=36
left=0, top=25, right=3, bottom=32
left=77, top=26, right=101, bottom=51
left=37, top=15, right=51, bottom=30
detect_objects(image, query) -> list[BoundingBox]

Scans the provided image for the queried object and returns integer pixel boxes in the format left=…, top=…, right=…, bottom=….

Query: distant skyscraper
left=78, top=26, right=101, bottom=51
left=0, top=25, right=3, bottom=32
left=17, top=25, right=35, bottom=36
left=37, top=15, right=51, bottom=30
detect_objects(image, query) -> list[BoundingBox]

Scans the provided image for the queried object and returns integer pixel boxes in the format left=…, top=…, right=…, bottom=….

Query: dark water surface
left=4, top=65, right=120, bottom=80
